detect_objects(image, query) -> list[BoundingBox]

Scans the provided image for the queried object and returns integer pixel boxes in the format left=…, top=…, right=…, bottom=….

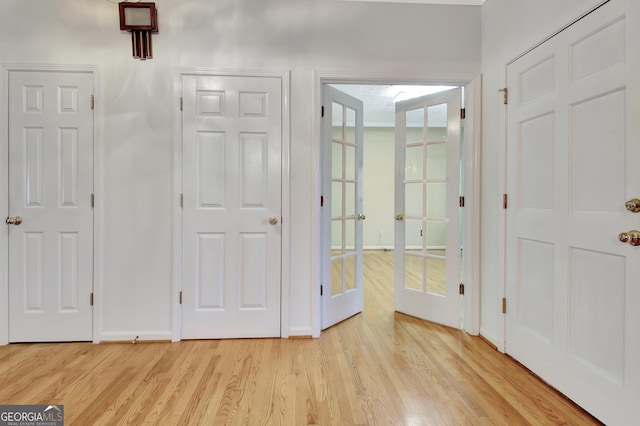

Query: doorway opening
left=320, top=82, right=476, bottom=332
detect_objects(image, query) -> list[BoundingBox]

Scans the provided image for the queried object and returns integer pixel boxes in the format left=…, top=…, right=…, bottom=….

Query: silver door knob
left=268, top=216, right=278, bottom=225
left=5, top=216, right=22, bottom=225
left=358, top=214, right=366, bottom=220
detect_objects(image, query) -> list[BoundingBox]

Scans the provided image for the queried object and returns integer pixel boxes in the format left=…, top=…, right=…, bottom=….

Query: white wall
left=0, top=0, right=480, bottom=340
left=480, top=0, right=612, bottom=346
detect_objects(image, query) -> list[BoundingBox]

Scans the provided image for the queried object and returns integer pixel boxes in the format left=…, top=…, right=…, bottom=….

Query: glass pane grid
left=331, top=256, right=344, bottom=296
left=404, top=252, right=424, bottom=292
left=344, top=253, right=357, bottom=291
left=346, top=107, right=356, bottom=144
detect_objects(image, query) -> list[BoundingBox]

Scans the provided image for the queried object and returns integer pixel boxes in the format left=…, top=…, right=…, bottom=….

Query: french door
left=321, top=85, right=364, bottom=330
left=181, top=74, right=282, bottom=339
left=505, top=1, right=639, bottom=423
left=394, top=88, right=462, bottom=329
left=7, top=70, right=94, bottom=342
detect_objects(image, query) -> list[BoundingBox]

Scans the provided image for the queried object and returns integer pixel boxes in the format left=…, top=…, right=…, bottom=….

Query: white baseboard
left=363, top=246, right=394, bottom=251
left=98, top=330, right=172, bottom=343
left=479, top=327, right=499, bottom=350
left=288, top=326, right=316, bottom=338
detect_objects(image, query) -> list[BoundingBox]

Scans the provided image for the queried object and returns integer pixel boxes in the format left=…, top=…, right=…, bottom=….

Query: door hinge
left=459, top=283, right=465, bottom=295
left=320, top=195, right=324, bottom=207
left=180, top=193, right=183, bottom=208
left=499, top=88, right=508, bottom=105
left=90, top=292, right=94, bottom=306
left=180, top=97, right=183, bottom=111
left=320, top=285, right=323, bottom=296
left=459, top=196, right=465, bottom=208
left=503, top=194, right=508, bottom=209
left=321, top=106, right=325, bottom=118
left=460, top=108, right=466, bottom=119
left=91, top=193, right=95, bottom=208
left=179, top=291, right=183, bottom=304
left=502, top=298, right=507, bottom=314
left=90, top=95, right=95, bottom=110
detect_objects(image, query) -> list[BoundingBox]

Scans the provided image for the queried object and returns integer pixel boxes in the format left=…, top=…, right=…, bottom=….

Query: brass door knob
left=358, top=214, right=366, bottom=220
left=395, top=214, right=404, bottom=221
left=625, top=199, right=640, bottom=213
left=619, top=230, right=640, bottom=246
left=5, top=216, right=22, bottom=225
left=268, top=216, right=278, bottom=225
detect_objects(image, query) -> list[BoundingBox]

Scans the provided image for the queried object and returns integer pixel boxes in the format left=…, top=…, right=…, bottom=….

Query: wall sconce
left=119, top=2, right=158, bottom=60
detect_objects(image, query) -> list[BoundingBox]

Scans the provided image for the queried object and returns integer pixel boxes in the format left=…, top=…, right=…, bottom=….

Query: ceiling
left=329, top=84, right=456, bottom=127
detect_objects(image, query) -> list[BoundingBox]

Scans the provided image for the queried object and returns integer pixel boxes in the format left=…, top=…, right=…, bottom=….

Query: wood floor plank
left=0, top=251, right=602, bottom=425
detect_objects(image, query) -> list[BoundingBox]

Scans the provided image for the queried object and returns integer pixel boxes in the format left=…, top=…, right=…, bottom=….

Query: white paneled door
left=505, top=1, right=639, bottom=423
left=8, top=70, right=94, bottom=342
left=181, top=74, right=282, bottom=339
left=321, top=86, right=364, bottom=330
left=394, top=88, right=462, bottom=329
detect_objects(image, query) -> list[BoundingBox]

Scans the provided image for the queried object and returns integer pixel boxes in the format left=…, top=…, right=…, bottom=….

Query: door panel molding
left=171, top=68, right=291, bottom=341
left=0, top=63, right=102, bottom=345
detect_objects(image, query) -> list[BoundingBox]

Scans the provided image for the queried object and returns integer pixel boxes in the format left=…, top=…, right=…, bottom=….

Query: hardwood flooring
left=0, top=251, right=601, bottom=425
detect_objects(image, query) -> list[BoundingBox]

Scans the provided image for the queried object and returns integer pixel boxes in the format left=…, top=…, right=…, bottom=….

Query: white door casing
left=394, top=88, right=462, bottom=329
left=8, top=70, right=94, bottom=342
left=321, top=86, right=364, bottom=330
left=181, top=74, right=282, bottom=339
left=505, top=1, right=640, bottom=423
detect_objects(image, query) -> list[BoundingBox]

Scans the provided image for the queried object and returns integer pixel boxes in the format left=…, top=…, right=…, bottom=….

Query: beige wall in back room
left=343, top=126, right=448, bottom=250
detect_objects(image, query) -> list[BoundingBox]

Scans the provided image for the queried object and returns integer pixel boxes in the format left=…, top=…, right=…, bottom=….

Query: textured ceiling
left=339, top=0, right=485, bottom=5
left=329, top=84, right=456, bottom=127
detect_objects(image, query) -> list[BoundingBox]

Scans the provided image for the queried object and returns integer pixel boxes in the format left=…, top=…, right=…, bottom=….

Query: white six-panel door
left=505, top=1, right=640, bottom=423
left=181, top=74, right=282, bottom=339
left=321, top=86, right=364, bottom=330
left=8, top=70, right=94, bottom=342
left=394, top=88, right=461, bottom=329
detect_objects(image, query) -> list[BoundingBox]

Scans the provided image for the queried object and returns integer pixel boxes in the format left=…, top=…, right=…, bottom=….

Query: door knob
left=5, top=216, right=22, bottom=225
left=268, top=216, right=278, bottom=225
left=618, top=230, right=640, bottom=246
left=625, top=199, right=640, bottom=213
left=395, top=214, right=404, bottom=221
left=358, top=214, right=366, bottom=220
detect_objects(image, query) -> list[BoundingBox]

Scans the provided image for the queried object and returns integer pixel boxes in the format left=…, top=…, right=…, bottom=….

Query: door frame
left=312, top=72, right=482, bottom=337
left=171, top=68, right=291, bottom=341
left=0, top=63, right=103, bottom=345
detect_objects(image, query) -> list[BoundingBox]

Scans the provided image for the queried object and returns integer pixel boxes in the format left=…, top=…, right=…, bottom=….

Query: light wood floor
left=0, top=251, right=601, bottom=425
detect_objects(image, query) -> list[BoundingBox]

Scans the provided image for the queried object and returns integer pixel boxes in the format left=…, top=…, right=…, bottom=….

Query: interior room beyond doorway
left=327, top=83, right=462, bottom=316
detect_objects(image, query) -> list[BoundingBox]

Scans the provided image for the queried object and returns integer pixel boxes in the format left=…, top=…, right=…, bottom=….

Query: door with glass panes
left=394, top=88, right=462, bottom=328
left=321, top=85, right=364, bottom=330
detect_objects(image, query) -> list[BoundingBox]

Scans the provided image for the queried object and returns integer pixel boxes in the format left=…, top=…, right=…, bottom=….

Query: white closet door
left=181, top=74, right=282, bottom=339
left=505, top=2, right=640, bottom=423
left=8, top=70, right=94, bottom=342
